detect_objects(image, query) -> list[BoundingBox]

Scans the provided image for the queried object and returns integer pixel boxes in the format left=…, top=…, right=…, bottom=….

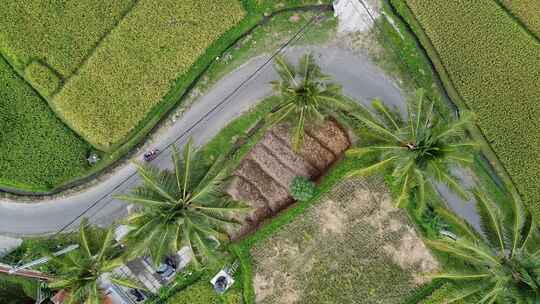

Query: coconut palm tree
left=269, top=53, right=348, bottom=151
left=115, top=140, right=246, bottom=268
left=48, top=220, right=138, bottom=304
left=426, top=192, right=540, bottom=303
left=346, top=89, right=476, bottom=211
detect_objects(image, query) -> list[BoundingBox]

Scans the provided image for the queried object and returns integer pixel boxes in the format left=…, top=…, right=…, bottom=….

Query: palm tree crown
left=115, top=140, right=245, bottom=267
left=346, top=89, right=476, bottom=210
left=427, top=192, right=540, bottom=303
left=269, top=53, right=347, bottom=151
left=48, top=220, right=137, bottom=304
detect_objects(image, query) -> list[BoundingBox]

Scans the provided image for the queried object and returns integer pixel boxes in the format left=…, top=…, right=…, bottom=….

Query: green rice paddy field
left=0, top=55, right=90, bottom=191
left=1, top=0, right=322, bottom=191
left=500, top=0, right=540, bottom=37
left=52, top=0, right=246, bottom=150
left=391, top=0, right=540, bottom=220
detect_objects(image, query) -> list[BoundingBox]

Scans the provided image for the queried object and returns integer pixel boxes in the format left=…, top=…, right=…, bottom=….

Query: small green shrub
left=24, top=60, right=62, bottom=97
left=0, top=274, right=36, bottom=304
left=289, top=176, right=316, bottom=202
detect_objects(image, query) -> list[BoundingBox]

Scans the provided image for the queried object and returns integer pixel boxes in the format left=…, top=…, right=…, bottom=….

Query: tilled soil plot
left=226, top=120, right=349, bottom=240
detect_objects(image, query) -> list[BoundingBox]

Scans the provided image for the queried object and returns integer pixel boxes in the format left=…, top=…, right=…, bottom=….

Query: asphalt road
left=0, top=46, right=480, bottom=236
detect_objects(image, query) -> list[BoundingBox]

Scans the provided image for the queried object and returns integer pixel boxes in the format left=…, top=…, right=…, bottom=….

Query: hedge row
left=0, top=55, right=90, bottom=191
left=243, top=0, right=332, bottom=13
left=51, top=0, right=246, bottom=150
left=499, top=0, right=540, bottom=38
left=394, top=0, right=540, bottom=221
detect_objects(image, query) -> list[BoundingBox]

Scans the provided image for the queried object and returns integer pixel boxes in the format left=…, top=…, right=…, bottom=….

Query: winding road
left=0, top=46, right=480, bottom=237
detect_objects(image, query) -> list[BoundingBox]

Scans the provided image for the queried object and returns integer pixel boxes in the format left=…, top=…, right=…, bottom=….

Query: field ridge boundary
left=493, top=0, right=540, bottom=42
left=51, top=0, right=141, bottom=98
left=0, top=51, right=61, bottom=120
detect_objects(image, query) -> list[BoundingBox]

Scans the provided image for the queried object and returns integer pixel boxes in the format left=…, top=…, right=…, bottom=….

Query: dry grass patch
left=251, top=178, right=438, bottom=304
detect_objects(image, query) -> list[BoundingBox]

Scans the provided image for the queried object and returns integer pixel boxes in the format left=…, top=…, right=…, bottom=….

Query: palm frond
left=440, top=283, right=485, bottom=303
left=190, top=167, right=228, bottom=204
left=274, top=55, right=297, bottom=86
left=476, top=283, right=502, bottom=304
left=435, top=207, right=479, bottom=241
left=113, top=194, right=170, bottom=208
left=429, top=162, right=469, bottom=200
left=181, top=139, right=194, bottom=200
left=79, top=219, right=93, bottom=258
left=520, top=215, right=537, bottom=252
left=507, top=195, right=526, bottom=258
left=96, top=227, right=114, bottom=262
left=413, top=169, right=427, bottom=214
left=428, top=272, right=490, bottom=280
left=291, top=108, right=306, bottom=151
left=350, top=111, right=403, bottom=143
left=395, top=173, right=411, bottom=208
left=266, top=103, right=295, bottom=126
left=425, top=239, right=485, bottom=265
left=451, top=238, right=501, bottom=267
left=110, top=275, right=146, bottom=291
left=474, top=190, right=505, bottom=252
left=133, top=162, right=176, bottom=202
left=433, top=111, right=473, bottom=141
left=372, top=98, right=400, bottom=130
left=346, top=156, right=398, bottom=177
left=413, top=88, right=425, bottom=137
left=172, top=146, right=184, bottom=197
left=346, top=145, right=405, bottom=157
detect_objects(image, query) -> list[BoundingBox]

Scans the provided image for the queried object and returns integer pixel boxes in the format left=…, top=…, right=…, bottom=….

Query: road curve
left=0, top=46, right=479, bottom=236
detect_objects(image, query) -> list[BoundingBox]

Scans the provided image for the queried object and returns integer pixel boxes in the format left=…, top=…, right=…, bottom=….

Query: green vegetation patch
left=0, top=0, right=134, bottom=78
left=0, top=56, right=90, bottom=192
left=393, top=0, right=540, bottom=220
left=250, top=178, right=438, bottom=303
left=500, top=0, right=540, bottom=38
left=52, top=0, right=246, bottom=150
left=245, top=0, right=332, bottom=12
left=24, top=60, right=61, bottom=97
left=166, top=280, right=243, bottom=304
left=0, top=273, right=37, bottom=304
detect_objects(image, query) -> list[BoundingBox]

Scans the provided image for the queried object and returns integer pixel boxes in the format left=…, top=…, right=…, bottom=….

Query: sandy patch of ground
left=315, top=200, right=346, bottom=235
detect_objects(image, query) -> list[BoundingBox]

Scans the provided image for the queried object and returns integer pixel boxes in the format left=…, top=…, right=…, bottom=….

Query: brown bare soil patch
left=306, top=119, right=350, bottom=155
left=226, top=120, right=350, bottom=240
